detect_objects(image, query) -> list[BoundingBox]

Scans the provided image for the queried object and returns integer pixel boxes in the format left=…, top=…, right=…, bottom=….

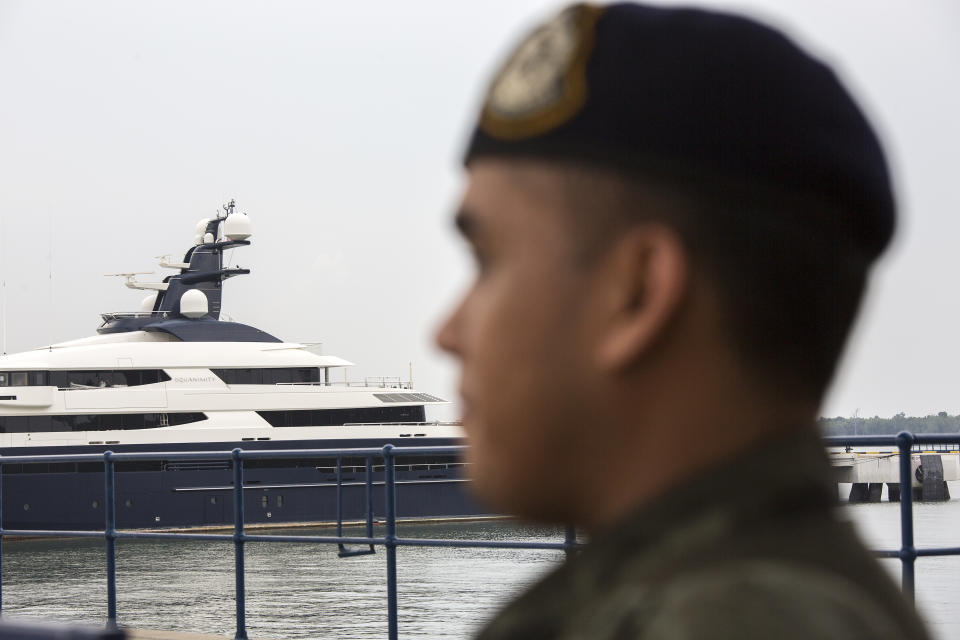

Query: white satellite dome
left=179, top=289, right=209, bottom=318
left=203, top=232, right=215, bottom=244
left=140, top=293, right=158, bottom=312
left=195, top=218, right=210, bottom=236
left=224, top=212, right=252, bottom=241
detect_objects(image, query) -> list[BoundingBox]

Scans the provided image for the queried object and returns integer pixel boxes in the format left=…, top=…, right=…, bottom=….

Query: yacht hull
left=0, top=437, right=484, bottom=531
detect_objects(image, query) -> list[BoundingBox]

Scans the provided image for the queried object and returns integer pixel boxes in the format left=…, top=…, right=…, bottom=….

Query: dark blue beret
left=465, top=3, right=894, bottom=260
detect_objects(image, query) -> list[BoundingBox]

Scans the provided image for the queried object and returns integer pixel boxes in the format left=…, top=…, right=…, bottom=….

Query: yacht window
left=1, top=417, right=27, bottom=431
left=73, top=415, right=97, bottom=430
left=47, top=369, right=170, bottom=389
left=68, top=371, right=99, bottom=387
left=212, top=367, right=322, bottom=385
left=0, top=373, right=7, bottom=386
left=11, top=372, right=28, bottom=386
left=257, top=405, right=426, bottom=428
left=272, top=368, right=293, bottom=384
left=0, top=412, right=207, bottom=433
left=99, top=414, right=123, bottom=430
left=27, top=416, right=51, bottom=433
left=123, top=414, right=145, bottom=429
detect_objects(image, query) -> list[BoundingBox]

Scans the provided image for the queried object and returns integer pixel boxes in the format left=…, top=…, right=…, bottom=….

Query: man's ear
left=591, top=224, right=689, bottom=371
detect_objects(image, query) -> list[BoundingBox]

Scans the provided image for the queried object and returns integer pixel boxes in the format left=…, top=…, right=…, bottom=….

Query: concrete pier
left=831, top=450, right=958, bottom=502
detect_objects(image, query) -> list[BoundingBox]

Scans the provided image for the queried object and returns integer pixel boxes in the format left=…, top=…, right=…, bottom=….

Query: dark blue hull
left=0, top=436, right=485, bottom=531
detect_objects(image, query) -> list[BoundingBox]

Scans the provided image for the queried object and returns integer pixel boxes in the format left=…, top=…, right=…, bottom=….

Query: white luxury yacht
left=0, top=202, right=473, bottom=530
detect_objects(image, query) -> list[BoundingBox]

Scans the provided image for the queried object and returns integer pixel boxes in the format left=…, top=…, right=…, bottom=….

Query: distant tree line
left=818, top=412, right=959, bottom=436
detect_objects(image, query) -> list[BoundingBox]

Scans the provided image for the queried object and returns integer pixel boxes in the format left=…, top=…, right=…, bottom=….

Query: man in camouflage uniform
left=436, top=3, right=930, bottom=639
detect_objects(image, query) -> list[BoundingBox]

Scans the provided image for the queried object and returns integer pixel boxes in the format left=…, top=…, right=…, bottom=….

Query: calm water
left=1, top=494, right=959, bottom=639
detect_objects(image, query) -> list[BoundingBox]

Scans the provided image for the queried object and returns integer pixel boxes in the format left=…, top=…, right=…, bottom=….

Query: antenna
left=48, top=210, right=54, bottom=351
left=1, top=213, right=5, bottom=355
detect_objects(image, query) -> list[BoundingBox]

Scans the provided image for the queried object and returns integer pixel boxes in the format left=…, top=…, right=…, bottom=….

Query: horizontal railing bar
left=915, top=547, right=960, bottom=557
left=825, top=434, right=960, bottom=447
left=238, top=446, right=468, bottom=460
left=115, top=532, right=235, bottom=542
left=0, top=530, right=104, bottom=538
left=11, top=438, right=960, bottom=465
left=0, top=445, right=469, bottom=466
left=0, top=528, right=578, bottom=551
left=394, top=537, right=574, bottom=551
left=0, top=454, right=114, bottom=464
left=242, top=535, right=385, bottom=545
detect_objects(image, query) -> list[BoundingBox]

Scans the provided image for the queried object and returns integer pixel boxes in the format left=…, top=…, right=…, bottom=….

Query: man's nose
left=435, top=297, right=464, bottom=356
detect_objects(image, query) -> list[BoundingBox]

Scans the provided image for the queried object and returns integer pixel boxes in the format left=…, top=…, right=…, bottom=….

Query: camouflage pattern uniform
left=475, top=431, right=931, bottom=640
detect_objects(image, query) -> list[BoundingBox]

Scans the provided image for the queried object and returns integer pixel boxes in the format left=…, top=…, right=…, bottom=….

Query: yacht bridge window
left=212, top=367, right=321, bottom=385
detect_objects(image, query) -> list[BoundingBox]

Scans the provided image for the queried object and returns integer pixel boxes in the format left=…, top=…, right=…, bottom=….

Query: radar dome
left=203, top=232, right=215, bottom=244
left=195, top=218, right=210, bottom=236
left=179, top=289, right=209, bottom=319
left=224, top=212, right=252, bottom=241
left=140, top=293, right=158, bottom=312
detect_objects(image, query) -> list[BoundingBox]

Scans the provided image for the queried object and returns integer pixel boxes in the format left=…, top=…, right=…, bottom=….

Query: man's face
left=436, top=158, right=597, bottom=520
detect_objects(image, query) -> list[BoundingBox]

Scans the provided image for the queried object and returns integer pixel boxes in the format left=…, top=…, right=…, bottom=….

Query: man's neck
left=576, top=384, right=816, bottom=533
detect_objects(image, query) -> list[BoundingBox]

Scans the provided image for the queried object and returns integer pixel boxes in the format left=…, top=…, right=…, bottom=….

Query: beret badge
left=480, top=4, right=603, bottom=140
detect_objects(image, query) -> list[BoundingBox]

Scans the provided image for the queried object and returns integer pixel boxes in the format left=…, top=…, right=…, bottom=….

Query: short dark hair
left=558, top=162, right=871, bottom=399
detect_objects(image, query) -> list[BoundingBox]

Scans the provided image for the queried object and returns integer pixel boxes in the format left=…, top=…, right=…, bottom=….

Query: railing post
left=564, top=525, right=577, bottom=559
left=336, top=455, right=343, bottom=540
left=232, top=448, right=249, bottom=640
left=383, top=445, right=398, bottom=640
left=103, top=451, right=117, bottom=630
left=365, top=456, right=374, bottom=541
left=0, top=454, right=4, bottom=617
left=896, top=431, right=917, bottom=601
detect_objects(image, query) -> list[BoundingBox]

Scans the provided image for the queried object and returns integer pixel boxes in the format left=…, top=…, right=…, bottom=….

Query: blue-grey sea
left=0, top=488, right=957, bottom=639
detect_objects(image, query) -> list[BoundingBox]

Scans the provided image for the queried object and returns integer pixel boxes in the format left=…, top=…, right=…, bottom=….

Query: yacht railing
left=0, top=432, right=951, bottom=639
left=276, top=379, right=413, bottom=389
left=99, top=312, right=170, bottom=323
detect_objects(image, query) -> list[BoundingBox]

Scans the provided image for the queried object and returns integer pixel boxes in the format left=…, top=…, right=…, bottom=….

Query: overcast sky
left=0, top=1, right=957, bottom=420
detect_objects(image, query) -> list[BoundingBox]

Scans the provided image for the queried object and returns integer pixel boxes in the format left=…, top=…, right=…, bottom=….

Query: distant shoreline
left=819, top=412, right=959, bottom=436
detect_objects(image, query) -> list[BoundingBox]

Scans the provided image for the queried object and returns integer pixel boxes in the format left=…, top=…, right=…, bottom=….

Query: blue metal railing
left=0, top=444, right=576, bottom=640
left=0, top=432, right=954, bottom=638
left=825, top=432, right=960, bottom=602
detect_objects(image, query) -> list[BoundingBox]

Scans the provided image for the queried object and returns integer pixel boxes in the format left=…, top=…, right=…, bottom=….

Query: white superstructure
left=0, top=201, right=459, bottom=450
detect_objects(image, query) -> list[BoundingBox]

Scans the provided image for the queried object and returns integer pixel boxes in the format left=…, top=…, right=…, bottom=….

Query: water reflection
left=2, top=505, right=959, bottom=639
left=1, top=521, right=566, bottom=639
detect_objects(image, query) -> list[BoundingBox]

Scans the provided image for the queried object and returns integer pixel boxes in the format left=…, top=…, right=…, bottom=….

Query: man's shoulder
left=635, top=560, right=925, bottom=640
left=478, top=557, right=929, bottom=640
